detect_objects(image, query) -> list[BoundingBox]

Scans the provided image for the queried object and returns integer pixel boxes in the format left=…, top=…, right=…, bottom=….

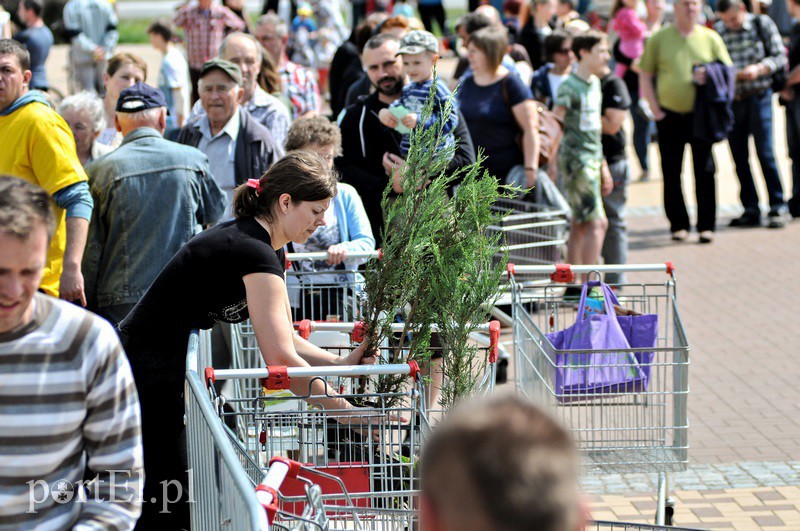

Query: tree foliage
left=361, top=77, right=510, bottom=408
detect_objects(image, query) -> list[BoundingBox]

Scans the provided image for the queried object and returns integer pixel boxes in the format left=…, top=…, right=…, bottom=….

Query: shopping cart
left=489, top=198, right=569, bottom=269
left=285, top=251, right=380, bottom=322
left=202, top=362, right=426, bottom=530
left=488, top=199, right=569, bottom=325
left=225, top=319, right=501, bottom=450
left=255, top=455, right=411, bottom=531
left=509, top=263, right=689, bottom=526
left=185, top=331, right=268, bottom=530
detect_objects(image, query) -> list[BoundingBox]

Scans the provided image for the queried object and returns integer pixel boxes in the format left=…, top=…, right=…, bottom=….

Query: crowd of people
left=2, top=0, right=800, bottom=527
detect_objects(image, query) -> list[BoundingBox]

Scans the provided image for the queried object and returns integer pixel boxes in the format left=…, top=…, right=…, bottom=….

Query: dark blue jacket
left=693, top=61, right=737, bottom=143
left=531, top=63, right=556, bottom=109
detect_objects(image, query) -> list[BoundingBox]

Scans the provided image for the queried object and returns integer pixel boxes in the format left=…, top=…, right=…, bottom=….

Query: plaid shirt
left=714, top=14, right=787, bottom=97
left=174, top=4, right=246, bottom=69
left=281, top=60, right=320, bottom=118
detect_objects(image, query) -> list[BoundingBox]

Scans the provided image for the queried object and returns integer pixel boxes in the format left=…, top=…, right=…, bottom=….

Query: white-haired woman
left=58, top=91, right=113, bottom=167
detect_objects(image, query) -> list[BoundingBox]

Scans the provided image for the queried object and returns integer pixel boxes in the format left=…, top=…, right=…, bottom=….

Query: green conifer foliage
left=361, top=76, right=510, bottom=408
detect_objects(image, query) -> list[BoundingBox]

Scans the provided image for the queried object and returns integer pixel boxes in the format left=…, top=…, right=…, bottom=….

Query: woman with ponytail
left=117, top=151, right=376, bottom=529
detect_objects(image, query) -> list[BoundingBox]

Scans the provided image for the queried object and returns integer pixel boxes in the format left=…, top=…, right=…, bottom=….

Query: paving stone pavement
left=582, top=462, right=800, bottom=494
left=589, top=486, right=800, bottom=530
left=623, top=214, right=800, bottom=465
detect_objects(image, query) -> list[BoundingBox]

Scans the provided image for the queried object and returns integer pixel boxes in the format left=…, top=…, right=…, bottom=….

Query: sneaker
left=698, top=230, right=714, bottom=244
left=767, top=209, right=787, bottom=229
left=639, top=169, right=650, bottom=182
left=671, top=229, right=688, bottom=241
left=728, top=212, right=761, bottom=227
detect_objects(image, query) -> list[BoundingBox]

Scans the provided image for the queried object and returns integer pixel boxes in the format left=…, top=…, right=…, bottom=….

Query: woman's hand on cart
left=325, top=243, right=347, bottom=266
left=336, top=342, right=377, bottom=366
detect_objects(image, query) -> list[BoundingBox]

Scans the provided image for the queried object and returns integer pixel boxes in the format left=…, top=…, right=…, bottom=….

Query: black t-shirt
left=119, top=217, right=285, bottom=380
left=600, top=72, right=632, bottom=164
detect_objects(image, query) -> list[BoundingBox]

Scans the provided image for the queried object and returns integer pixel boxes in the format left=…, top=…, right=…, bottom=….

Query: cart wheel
left=496, top=358, right=508, bottom=384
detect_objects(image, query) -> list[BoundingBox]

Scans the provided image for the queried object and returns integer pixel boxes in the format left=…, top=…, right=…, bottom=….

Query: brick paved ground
left=625, top=213, right=800, bottom=465
left=590, top=486, right=800, bottom=529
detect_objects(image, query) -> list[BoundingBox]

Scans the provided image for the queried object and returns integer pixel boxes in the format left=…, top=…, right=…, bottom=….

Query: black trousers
left=655, top=109, right=717, bottom=233
left=122, top=332, right=192, bottom=531
left=418, top=3, right=450, bottom=37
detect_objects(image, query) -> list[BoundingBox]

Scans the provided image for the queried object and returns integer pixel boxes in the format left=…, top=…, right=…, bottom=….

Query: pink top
left=612, top=7, right=647, bottom=60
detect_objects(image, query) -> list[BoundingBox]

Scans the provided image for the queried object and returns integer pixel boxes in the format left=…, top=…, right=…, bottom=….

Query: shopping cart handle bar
left=507, top=263, right=676, bottom=278
left=286, top=250, right=382, bottom=261
left=293, top=320, right=500, bottom=334
left=206, top=363, right=418, bottom=382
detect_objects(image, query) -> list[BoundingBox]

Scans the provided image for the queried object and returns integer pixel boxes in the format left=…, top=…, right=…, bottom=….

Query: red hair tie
left=247, top=178, right=263, bottom=195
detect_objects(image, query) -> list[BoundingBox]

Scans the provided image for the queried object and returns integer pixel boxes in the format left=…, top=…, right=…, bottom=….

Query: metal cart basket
left=509, top=263, right=689, bottom=525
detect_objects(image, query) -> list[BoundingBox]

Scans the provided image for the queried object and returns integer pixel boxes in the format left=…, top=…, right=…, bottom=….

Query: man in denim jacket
left=82, top=83, right=226, bottom=325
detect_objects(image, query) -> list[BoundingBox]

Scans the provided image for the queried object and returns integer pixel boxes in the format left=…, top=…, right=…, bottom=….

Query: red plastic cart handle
left=352, top=321, right=366, bottom=343
left=506, top=262, right=516, bottom=276
left=255, top=484, right=279, bottom=524
left=296, top=319, right=311, bottom=340
left=488, top=321, right=501, bottom=363
left=268, top=456, right=303, bottom=480
left=665, top=261, right=675, bottom=277
left=407, top=360, right=421, bottom=381
left=204, top=367, right=215, bottom=388
left=551, top=264, right=575, bottom=283
left=260, top=366, right=291, bottom=390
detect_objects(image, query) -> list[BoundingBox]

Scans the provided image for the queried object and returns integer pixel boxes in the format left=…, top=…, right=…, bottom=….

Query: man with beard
left=335, top=33, right=476, bottom=244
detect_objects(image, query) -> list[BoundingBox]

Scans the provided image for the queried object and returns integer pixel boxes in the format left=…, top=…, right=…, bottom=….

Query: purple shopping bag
left=545, top=282, right=647, bottom=401
left=604, top=288, right=659, bottom=386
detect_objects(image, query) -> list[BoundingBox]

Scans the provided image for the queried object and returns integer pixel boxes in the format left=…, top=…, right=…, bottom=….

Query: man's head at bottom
left=420, top=393, right=583, bottom=531
left=0, top=177, right=54, bottom=334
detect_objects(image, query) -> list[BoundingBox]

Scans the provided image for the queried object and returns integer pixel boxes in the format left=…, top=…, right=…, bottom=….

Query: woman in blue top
left=458, top=26, right=541, bottom=189
left=283, top=115, right=376, bottom=320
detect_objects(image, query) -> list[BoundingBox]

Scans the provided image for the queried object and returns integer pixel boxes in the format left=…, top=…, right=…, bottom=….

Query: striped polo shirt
left=0, top=293, right=143, bottom=529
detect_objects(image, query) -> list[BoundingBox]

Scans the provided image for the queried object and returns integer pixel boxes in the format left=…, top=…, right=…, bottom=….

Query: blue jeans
left=602, top=159, right=630, bottom=285
left=729, top=90, right=785, bottom=214
left=783, top=96, right=800, bottom=215
left=631, top=98, right=654, bottom=173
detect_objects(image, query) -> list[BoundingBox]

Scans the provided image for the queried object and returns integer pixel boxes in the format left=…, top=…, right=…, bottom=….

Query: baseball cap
left=397, top=30, right=439, bottom=55
left=199, top=58, right=243, bottom=86
left=297, top=3, right=313, bottom=16
left=116, top=82, right=169, bottom=113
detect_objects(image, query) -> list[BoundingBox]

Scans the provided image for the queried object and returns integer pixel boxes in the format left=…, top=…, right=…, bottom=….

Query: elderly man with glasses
left=188, top=31, right=291, bottom=147
left=177, top=58, right=284, bottom=219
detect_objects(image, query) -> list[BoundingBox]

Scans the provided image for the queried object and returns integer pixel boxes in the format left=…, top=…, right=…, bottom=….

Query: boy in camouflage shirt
left=553, top=30, right=613, bottom=281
